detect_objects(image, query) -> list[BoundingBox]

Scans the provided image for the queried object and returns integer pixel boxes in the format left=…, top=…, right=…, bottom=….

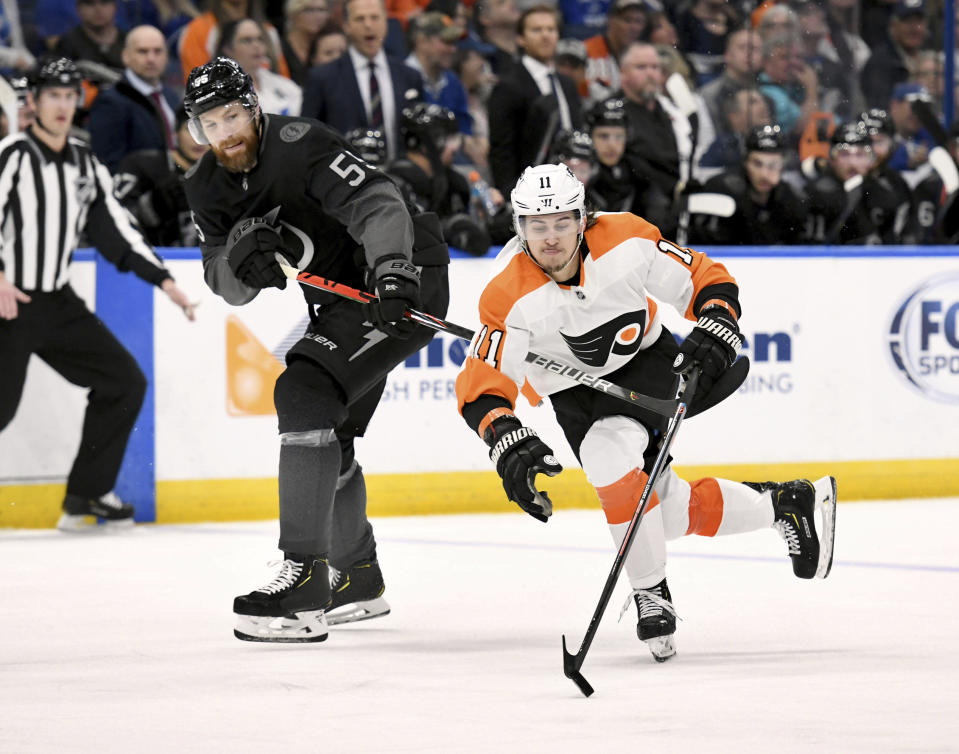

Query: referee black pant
left=0, top=285, right=147, bottom=502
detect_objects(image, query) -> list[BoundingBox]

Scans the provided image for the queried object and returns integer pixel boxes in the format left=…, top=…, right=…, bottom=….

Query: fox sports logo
left=888, top=272, right=959, bottom=403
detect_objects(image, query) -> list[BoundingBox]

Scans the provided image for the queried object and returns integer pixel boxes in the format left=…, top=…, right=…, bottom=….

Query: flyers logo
left=559, top=310, right=647, bottom=367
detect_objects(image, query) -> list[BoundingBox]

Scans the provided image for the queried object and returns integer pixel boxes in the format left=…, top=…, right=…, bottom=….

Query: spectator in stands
left=179, top=0, right=289, bottom=81
left=860, top=0, right=929, bottom=109
left=886, top=82, right=937, bottom=171
left=281, top=0, right=331, bottom=85
left=794, top=0, right=855, bottom=121
left=821, top=0, right=871, bottom=73
left=699, top=87, right=774, bottom=169
left=555, top=38, right=589, bottom=102
left=474, top=0, right=520, bottom=75
left=452, top=43, right=495, bottom=170
left=914, top=49, right=947, bottom=118
left=36, top=0, right=159, bottom=49
left=758, top=33, right=821, bottom=138
left=756, top=3, right=800, bottom=42
left=55, top=0, right=125, bottom=73
left=487, top=4, right=584, bottom=194
left=89, top=25, right=180, bottom=172
left=302, top=0, right=423, bottom=160
left=558, top=0, right=613, bottom=41
left=673, top=0, right=740, bottom=86
left=313, top=24, right=348, bottom=62
left=699, top=28, right=763, bottom=133
left=218, top=18, right=303, bottom=115
left=583, top=0, right=647, bottom=104
left=405, top=12, right=472, bottom=136
left=153, top=0, right=201, bottom=38
left=0, top=0, right=36, bottom=73
left=113, top=107, right=209, bottom=246
left=692, top=124, right=806, bottom=244
left=616, top=41, right=695, bottom=236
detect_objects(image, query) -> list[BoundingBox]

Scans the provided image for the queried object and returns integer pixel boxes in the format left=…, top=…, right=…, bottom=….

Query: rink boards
left=1, top=246, right=958, bottom=526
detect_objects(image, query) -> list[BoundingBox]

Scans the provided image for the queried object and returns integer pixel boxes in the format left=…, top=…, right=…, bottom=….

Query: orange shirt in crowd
left=178, top=11, right=291, bottom=81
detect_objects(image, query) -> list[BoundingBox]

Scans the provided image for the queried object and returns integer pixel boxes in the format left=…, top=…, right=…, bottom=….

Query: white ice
left=2, top=498, right=958, bottom=753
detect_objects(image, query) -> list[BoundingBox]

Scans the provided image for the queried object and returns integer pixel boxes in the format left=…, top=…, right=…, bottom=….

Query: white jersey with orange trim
left=455, top=211, right=737, bottom=413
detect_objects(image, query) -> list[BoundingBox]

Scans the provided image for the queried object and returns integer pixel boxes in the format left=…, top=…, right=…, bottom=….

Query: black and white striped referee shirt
left=0, top=128, right=171, bottom=292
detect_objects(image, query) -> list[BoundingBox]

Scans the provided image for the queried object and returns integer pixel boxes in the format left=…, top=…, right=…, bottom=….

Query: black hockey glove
left=672, top=305, right=743, bottom=396
left=367, top=257, right=421, bottom=339
left=227, top=216, right=293, bottom=290
left=485, top=416, right=562, bottom=523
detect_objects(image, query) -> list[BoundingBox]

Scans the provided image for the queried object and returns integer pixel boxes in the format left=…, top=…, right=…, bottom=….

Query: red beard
left=211, top=128, right=259, bottom=172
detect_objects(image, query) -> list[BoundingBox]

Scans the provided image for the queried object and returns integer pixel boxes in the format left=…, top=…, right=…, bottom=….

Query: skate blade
left=234, top=609, right=329, bottom=643
left=813, top=475, right=837, bottom=579
left=645, top=635, right=676, bottom=662
left=56, top=514, right=134, bottom=532
left=326, top=596, right=390, bottom=626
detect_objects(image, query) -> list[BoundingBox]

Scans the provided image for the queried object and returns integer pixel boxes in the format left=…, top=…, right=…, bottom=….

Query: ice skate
left=748, top=476, right=837, bottom=579
left=327, top=558, right=390, bottom=626
left=233, top=556, right=331, bottom=643
left=56, top=492, right=135, bottom=532
left=621, top=579, right=677, bottom=662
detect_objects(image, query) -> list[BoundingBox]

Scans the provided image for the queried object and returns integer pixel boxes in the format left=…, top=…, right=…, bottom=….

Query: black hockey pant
left=0, top=286, right=147, bottom=502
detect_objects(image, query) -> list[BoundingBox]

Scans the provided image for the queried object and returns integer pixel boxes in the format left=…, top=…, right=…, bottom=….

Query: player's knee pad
left=579, top=415, right=650, bottom=488
left=274, top=359, right=348, bottom=434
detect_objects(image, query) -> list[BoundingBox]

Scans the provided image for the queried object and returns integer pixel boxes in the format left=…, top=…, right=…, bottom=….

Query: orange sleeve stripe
left=477, top=407, right=515, bottom=439
left=685, top=477, right=724, bottom=536
left=596, top=468, right=660, bottom=525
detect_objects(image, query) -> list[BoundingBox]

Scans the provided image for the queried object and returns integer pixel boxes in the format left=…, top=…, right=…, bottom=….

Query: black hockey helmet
left=831, top=120, right=871, bottom=150
left=183, top=57, right=259, bottom=144
left=549, top=129, right=594, bottom=163
left=31, top=57, right=82, bottom=96
left=859, top=108, right=895, bottom=138
left=587, top=97, right=627, bottom=130
left=745, top=124, right=785, bottom=153
left=401, top=103, right=458, bottom=152
left=344, top=128, right=387, bottom=166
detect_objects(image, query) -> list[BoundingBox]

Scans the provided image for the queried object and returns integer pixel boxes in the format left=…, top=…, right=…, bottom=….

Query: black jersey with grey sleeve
left=184, top=114, right=415, bottom=306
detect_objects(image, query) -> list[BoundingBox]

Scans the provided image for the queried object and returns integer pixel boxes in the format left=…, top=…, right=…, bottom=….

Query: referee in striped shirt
left=0, top=57, right=196, bottom=532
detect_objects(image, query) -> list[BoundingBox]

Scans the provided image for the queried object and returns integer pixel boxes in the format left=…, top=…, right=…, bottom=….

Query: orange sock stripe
left=477, top=407, right=515, bottom=439
left=685, top=477, right=724, bottom=536
left=596, top=468, right=660, bottom=525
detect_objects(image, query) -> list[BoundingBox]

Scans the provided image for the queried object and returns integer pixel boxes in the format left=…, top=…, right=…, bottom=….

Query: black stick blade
left=562, top=635, right=594, bottom=697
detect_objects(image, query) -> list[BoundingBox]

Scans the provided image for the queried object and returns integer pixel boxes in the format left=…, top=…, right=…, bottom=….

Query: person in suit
left=88, top=25, right=181, bottom=172
left=487, top=4, right=584, bottom=196
left=301, top=0, right=423, bottom=160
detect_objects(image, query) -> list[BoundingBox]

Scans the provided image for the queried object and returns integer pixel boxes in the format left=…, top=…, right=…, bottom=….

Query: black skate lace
left=773, top=520, right=801, bottom=555
left=257, top=559, right=303, bottom=595
left=618, top=588, right=680, bottom=623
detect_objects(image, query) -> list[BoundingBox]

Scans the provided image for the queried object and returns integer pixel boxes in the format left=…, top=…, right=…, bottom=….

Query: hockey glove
left=227, top=216, right=293, bottom=290
left=367, top=257, right=421, bottom=339
left=672, top=304, right=743, bottom=396
left=486, top=416, right=562, bottom=522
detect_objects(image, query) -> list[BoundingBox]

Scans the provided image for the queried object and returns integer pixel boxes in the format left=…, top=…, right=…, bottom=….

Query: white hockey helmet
left=510, top=163, right=586, bottom=245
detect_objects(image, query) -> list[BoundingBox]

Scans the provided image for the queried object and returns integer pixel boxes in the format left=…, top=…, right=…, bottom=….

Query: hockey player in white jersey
left=455, top=163, right=837, bottom=662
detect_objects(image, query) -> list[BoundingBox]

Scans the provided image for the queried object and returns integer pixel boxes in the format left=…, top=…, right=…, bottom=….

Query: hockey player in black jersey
left=689, top=124, right=806, bottom=246
left=584, top=97, right=639, bottom=214
left=858, top=108, right=916, bottom=243
left=113, top=107, right=210, bottom=246
left=182, top=58, right=450, bottom=643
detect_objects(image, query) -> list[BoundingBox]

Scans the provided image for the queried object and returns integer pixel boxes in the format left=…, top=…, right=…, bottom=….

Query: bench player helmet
left=510, top=163, right=586, bottom=251
left=344, top=128, right=387, bottom=166
left=548, top=129, right=595, bottom=163
left=401, top=102, right=458, bottom=153
left=859, top=108, right=895, bottom=138
left=587, top=97, right=627, bottom=130
left=31, top=57, right=82, bottom=95
left=183, top=57, right=258, bottom=145
left=745, top=124, right=785, bottom=153
left=831, top=120, right=871, bottom=151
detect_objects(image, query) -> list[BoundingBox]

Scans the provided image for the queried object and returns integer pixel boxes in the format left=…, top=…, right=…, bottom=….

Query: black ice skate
left=620, top=578, right=678, bottom=662
left=747, top=476, right=837, bottom=579
left=233, top=556, right=331, bottom=643
left=57, top=491, right=135, bottom=532
left=327, top=558, right=390, bottom=625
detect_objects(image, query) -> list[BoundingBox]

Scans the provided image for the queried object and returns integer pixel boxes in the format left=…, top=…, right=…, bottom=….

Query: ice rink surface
left=2, top=497, right=958, bottom=754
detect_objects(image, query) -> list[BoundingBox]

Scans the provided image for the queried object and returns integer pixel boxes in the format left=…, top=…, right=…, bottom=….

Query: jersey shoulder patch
left=279, top=121, right=311, bottom=143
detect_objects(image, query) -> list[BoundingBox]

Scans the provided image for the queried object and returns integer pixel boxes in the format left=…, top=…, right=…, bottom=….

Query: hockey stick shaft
left=561, top=367, right=700, bottom=697
left=277, top=263, right=679, bottom=418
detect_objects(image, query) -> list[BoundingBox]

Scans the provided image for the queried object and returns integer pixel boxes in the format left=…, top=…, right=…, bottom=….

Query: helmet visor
left=187, top=101, right=256, bottom=146
left=518, top=211, right=581, bottom=240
